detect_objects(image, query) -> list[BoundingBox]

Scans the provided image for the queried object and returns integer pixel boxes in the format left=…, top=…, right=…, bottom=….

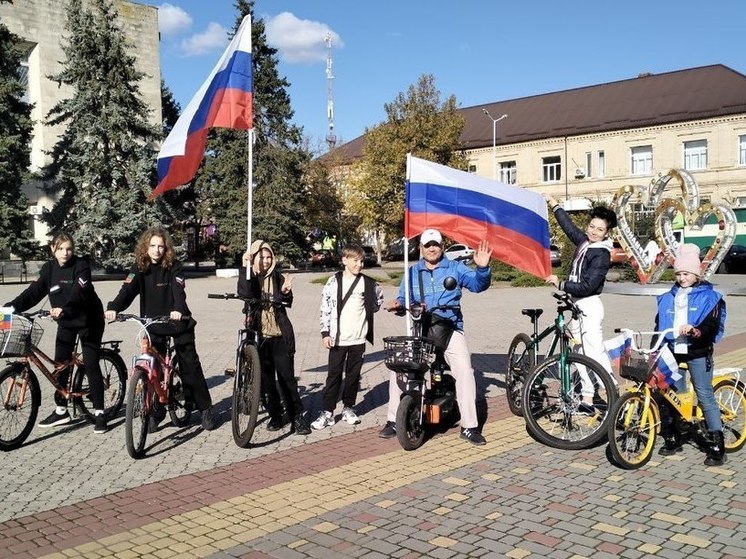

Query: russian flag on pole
left=152, top=15, right=253, bottom=199
left=406, top=156, right=551, bottom=278
left=604, top=331, right=633, bottom=375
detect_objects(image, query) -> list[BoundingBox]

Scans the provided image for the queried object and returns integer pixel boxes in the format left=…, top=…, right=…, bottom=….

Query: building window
left=585, top=152, right=592, bottom=178
left=598, top=151, right=605, bottom=178
left=631, top=145, right=653, bottom=175
left=19, top=60, right=29, bottom=104
left=739, top=135, right=746, bottom=166
left=468, top=164, right=477, bottom=174
left=499, top=161, right=516, bottom=184
left=684, top=140, right=707, bottom=170
left=542, top=156, right=561, bottom=182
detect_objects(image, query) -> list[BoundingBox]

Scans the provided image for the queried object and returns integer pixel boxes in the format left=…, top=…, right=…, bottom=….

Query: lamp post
left=482, top=109, right=508, bottom=180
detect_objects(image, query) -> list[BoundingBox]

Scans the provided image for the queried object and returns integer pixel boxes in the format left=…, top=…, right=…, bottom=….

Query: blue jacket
left=396, top=257, right=491, bottom=331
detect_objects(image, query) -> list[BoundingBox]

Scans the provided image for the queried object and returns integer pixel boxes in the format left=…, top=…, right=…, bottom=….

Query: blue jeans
left=672, top=356, right=722, bottom=432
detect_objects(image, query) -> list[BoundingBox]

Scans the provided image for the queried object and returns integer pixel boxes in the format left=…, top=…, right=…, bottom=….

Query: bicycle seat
left=521, top=309, right=543, bottom=319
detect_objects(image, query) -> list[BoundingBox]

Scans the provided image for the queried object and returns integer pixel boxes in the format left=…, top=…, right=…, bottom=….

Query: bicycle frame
left=131, top=337, right=175, bottom=407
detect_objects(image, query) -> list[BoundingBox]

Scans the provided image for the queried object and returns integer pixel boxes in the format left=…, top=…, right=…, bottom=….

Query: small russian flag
left=0, top=307, right=12, bottom=331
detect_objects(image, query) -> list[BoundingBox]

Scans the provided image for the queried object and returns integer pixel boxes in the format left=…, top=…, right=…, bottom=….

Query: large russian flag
left=405, top=156, right=551, bottom=278
left=152, top=15, right=253, bottom=199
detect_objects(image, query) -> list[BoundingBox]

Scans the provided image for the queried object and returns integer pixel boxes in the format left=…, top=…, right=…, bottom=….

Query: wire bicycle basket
left=383, top=336, right=435, bottom=373
left=0, top=315, right=43, bottom=357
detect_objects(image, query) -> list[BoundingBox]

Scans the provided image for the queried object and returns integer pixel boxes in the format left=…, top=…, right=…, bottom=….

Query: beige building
left=335, top=64, right=746, bottom=214
left=0, top=0, right=161, bottom=244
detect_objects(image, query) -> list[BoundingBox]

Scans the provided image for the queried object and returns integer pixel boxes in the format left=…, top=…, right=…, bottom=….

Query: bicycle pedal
left=224, top=368, right=236, bottom=377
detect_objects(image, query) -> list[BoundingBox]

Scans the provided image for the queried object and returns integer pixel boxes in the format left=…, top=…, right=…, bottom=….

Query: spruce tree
left=42, top=0, right=169, bottom=269
left=192, top=0, right=309, bottom=264
left=0, top=0, right=35, bottom=258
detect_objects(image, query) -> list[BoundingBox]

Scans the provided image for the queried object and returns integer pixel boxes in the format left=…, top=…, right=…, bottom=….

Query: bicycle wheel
left=607, top=391, right=658, bottom=469
left=0, top=366, right=41, bottom=451
left=396, top=394, right=426, bottom=451
left=168, top=357, right=191, bottom=427
left=714, top=378, right=746, bottom=452
left=125, top=367, right=150, bottom=459
left=72, top=349, right=127, bottom=422
left=232, top=343, right=261, bottom=447
left=506, top=333, right=535, bottom=416
left=522, top=353, right=618, bottom=450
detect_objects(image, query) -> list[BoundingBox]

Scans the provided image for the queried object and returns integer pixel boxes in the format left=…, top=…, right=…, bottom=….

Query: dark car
left=550, top=244, right=561, bottom=267
left=362, top=245, right=378, bottom=267
left=384, top=239, right=420, bottom=261
left=707, top=244, right=746, bottom=274
left=309, top=249, right=339, bottom=268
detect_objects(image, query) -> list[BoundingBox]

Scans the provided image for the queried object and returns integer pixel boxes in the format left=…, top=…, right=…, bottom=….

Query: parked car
left=309, top=249, right=339, bottom=268
left=384, top=239, right=420, bottom=261
left=362, top=245, right=378, bottom=267
left=550, top=244, right=561, bottom=267
left=703, top=244, right=746, bottom=274
left=444, top=243, right=474, bottom=263
left=610, top=241, right=627, bottom=265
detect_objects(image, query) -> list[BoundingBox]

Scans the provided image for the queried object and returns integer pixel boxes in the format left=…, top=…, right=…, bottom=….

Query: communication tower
left=325, top=33, right=337, bottom=150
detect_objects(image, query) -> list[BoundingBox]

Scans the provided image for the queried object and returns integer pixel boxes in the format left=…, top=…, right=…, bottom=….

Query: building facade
left=0, top=0, right=161, bottom=245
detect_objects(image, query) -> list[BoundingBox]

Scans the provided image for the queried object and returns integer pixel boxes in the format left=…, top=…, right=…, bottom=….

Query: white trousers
left=567, top=295, right=615, bottom=398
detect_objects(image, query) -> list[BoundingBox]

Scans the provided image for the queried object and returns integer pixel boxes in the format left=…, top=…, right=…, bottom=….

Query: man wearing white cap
left=380, top=229, right=492, bottom=445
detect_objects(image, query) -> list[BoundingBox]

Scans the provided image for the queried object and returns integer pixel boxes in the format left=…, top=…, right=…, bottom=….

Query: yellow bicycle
left=607, top=328, right=746, bottom=469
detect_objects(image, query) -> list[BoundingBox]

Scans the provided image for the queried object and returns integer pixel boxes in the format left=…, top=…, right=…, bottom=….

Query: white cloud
left=266, top=12, right=343, bottom=64
left=158, top=3, right=192, bottom=37
left=180, top=22, right=229, bottom=57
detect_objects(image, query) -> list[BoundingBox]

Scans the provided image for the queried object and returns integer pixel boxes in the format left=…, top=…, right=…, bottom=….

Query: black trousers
left=151, top=329, right=212, bottom=411
left=54, top=322, right=104, bottom=409
left=259, top=336, right=303, bottom=419
left=322, top=343, right=365, bottom=413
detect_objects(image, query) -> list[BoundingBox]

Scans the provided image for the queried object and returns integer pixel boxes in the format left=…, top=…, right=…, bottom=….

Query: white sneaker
left=341, top=407, right=361, bottom=425
left=311, top=411, right=335, bottom=430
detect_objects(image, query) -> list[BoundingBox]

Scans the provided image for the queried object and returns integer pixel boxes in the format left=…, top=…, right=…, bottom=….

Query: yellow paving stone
left=506, top=548, right=531, bottom=558
left=98, top=532, right=136, bottom=546
left=511, top=467, right=531, bottom=474
left=667, top=494, right=690, bottom=503
left=153, top=548, right=176, bottom=559
left=607, top=474, right=625, bottom=482
left=112, top=551, right=139, bottom=559
left=593, top=522, right=630, bottom=536
left=358, top=525, right=376, bottom=534
left=167, top=542, right=193, bottom=554
left=433, top=507, right=452, bottom=515
left=443, top=476, right=471, bottom=486
left=131, top=543, right=157, bottom=555
left=193, top=544, right=218, bottom=556
left=720, top=480, right=737, bottom=488
left=288, top=539, right=308, bottom=549
left=486, top=511, right=504, bottom=520
left=188, top=525, right=213, bottom=537
left=376, top=499, right=397, bottom=508
left=651, top=512, right=688, bottom=525
left=671, top=533, right=711, bottom=548
left=209, top=528, right=234, bottom=541
left=39, top=554, right=66, bottom=559
left=705, top=466, right=734, bottom=475
left=430, top=536, right=457, bottom=547
left=445, top=492, right=469, bottom=502
left=481, top=473, right=502, bottom=481
left=569, top=462, right=595, bottom=471
left=603, top=494, right=622, bottom=502
left=638, top=543, right=662, bottom=554
left=185, top=535, right=214, bottom=548
left=613, top=511, right=628, bottom=519
left=313, top=521, right=339, bottom=533
left=569, top=555, right=590, bottom=559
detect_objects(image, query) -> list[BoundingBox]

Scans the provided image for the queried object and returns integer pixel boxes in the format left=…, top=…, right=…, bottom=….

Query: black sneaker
left=93, top=414, right=108, bottom=434
left=293, top=414, right=311, bottom=435
left=379, top=421, right=397, bottom=439
left=266, top=416, right=285, bottom=431
left=38, top=409, right=71, bottom=428
left=460, top=427, right=486, bottom=446
left=147, top=415, right=162, bottom=433
left=201, top=407, right=217, bottom=431
left=575, top=402, right=597, bottom=416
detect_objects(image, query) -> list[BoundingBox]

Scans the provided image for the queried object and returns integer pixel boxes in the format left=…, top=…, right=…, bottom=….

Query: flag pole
left=245, top=128, right=253, bottom=280
left=404, top=153, right=412, bottom=335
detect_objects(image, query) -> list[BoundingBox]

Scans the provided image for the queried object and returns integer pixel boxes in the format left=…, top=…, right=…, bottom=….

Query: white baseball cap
left=420, top=229, right=442, bottom=245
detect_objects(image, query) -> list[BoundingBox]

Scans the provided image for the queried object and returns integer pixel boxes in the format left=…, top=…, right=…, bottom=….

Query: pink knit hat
left=674, top=243, right=702, bottom=277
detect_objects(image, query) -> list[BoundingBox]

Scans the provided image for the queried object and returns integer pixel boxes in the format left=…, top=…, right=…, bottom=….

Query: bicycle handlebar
left=613, top=327, right=676, bottom=354
left=207, top=293, right=283, bottom=305
left=552, top=291, right=584, bottom=318
left=111, top=314, right=188, bottom=325
left=20, top=309, right=51, bottom=320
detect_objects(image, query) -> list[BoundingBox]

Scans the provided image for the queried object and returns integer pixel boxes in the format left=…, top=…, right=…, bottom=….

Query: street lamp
left=482, top=109, right=508, bottom=180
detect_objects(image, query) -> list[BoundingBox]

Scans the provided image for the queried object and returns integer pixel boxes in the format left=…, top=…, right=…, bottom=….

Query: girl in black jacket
left=105, top=227, right=216, bottom=432
left=6, top=233, right=108, bottom=433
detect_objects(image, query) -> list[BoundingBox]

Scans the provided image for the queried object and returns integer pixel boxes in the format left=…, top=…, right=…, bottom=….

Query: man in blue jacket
left=380, top=229, right=492, bottom=445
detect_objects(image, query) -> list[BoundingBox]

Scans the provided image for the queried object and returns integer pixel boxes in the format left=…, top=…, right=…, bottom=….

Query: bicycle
left=506, top=292, right=585, bottom=416
left=519, top=292, right=619, bottom=450
left=113, top=314, right=192, bottom=459
left=207, top=293, right=262, bottom=448
left=607, top=328, right=746, bottom=469
left=0, top=310, right=127, bottom=451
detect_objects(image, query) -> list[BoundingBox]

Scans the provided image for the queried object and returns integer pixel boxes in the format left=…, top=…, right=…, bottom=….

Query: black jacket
left=237, top=267, right=296, bottom=355
left=553, top=206, right=612, bottom=298
left=7, top=256, right=103, bottom=330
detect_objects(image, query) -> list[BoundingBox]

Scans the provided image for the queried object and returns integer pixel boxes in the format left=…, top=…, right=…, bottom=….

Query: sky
left=155, top=0, right=746, bottom=155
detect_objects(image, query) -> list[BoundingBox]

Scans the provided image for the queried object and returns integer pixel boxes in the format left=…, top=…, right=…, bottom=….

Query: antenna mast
left=325, top=33, right=336, bottom=150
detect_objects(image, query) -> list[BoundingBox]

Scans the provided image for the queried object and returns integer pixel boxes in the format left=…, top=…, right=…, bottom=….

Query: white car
left=444, top=243, right=474, bottom=263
